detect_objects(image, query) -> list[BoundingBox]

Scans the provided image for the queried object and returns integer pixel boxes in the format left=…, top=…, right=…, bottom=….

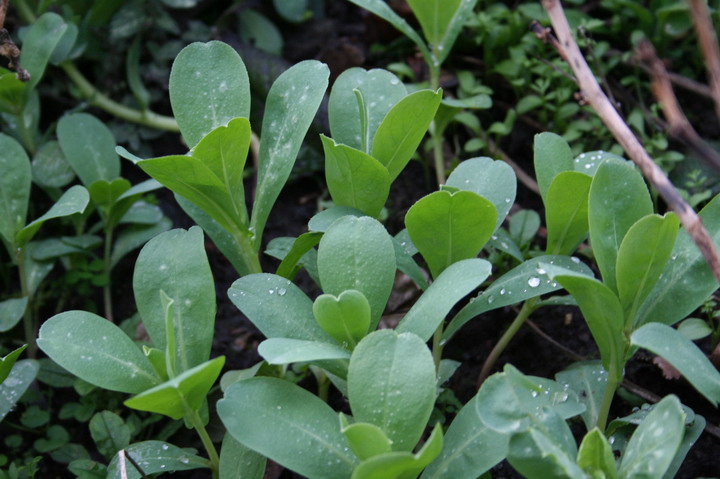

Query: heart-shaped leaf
left=313, top=290, right=371, bottom=348
left=406, top=190, right=497, bottom=278
left=340, top=416, right=393, bottom=461
left=88, top=178, right=131, bottom=209
left=169, top=41, right=250, bottom=148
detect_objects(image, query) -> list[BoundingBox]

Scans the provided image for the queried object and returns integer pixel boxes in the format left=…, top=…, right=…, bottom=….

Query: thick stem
left=234, top=231, right=262, bottom=275
left=16, top=247, right=36, bottom=358
left=476, top=298, right=538, bottom=389
left=103, top=226, right=114, bottom=323
left=187, top=408, right=220, bottom=479
left=597, top=366, right=621, bottom=432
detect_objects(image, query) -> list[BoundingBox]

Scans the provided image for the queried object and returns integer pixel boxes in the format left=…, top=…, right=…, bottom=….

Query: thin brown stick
left=534, top=1, right=720, bottom=284
left=485, top=135, right=541, bottom=194
left=629, top=54, right=714, bottom=98
left=0, top=0, right=8, bottom=29
left=636, top=40, right=720, bottom=173
left=0, top=0, right=29, bottom=81
left=688, top=0, right=720, bottom=120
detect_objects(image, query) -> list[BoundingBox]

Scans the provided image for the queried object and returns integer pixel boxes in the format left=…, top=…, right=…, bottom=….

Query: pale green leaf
left=57, top=113, right=120, bottom=187
left=0, top=133, right=31, bottom=246
left=16, top=185, right=89, bottom=247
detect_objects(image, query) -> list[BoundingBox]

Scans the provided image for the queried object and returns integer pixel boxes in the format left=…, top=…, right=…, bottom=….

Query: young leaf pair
left=118, top=41, right=329, bottom=276
left=37, top=227, right=226, bottom=477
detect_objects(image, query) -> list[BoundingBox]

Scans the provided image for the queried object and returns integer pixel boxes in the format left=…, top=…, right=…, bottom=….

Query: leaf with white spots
left=0, top=134, right=31, bottom=247
left=348, top=330, right=436, bottom=451
left=573, top=150, right=626, bottom=176
left=37, top=311, right=160, bottom=394
left=329, top=68, right=407, bottom=152
left=218, top=377, right=357, bottom=479
left=57, top=113, right=120, bottom=187
left=133, top=227, right=215, bottom=373
left=0, top=359, right=38, bottom=422
left=631, top=323, right=720, bottom=406
left=619, top=395, right=685, bottom=479
left=251, top=60, right=329, bottom=246
left=169, top=41, right=250, bottom=148
left=107, top=441, right=208, bottom=478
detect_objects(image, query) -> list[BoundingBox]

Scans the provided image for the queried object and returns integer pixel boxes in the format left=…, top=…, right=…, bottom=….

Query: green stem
left=187, top=408, right=220, bottom=479
left=476, top=298, right=539, bottom=389
left=432, top=324, right=444, bottom=371
left=429, top=65, right=445, bottom=185
left=317, top=370, right=330, bottom=403
left=234, top=231, right=263, bottom=275
left=16, top=247, right=36, bottom=358
left=597, top=366, right=621, bottom=432
left=103, top=226, right=114, bottom=323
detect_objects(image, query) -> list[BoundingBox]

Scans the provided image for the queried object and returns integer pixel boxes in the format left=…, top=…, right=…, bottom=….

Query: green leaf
left=251, top=60, right=329, bottom=243
left=0, top=360, right=39, bottom=421
left=446, top=157, right=516, bottom=232
left=111, top=217, right=173, bottom=268
left=329, top=68, right=407, bottom=152
left=37, top=311, right=160, bottom=394
left=476, top=365, right=584, bottom=435
left=273, top=0, right=312, bottom=23
left=406, top=190, right=497, bottom=278
left=0, top=297, right=28, bottom=332
left=0, top=344, right=28, bottom=384
left=543, top=265, right=625, bottom=375
left=391, top=234, right=429, bottom=290
left=372, top=89, right=442, bottom=181
left=133, top=227, right=215, bottom=373
left=0, top=67, right=26, bottom=114
left=555, top=361, right=608, bottom=431
left=20, top=12, right=68, bottom=90
left=341, top=417, right=393, bottom=460
left=344, top=0, right=429, bottom=61
left=275, top=232, right=323, bottom=279
left=238, top=9, right=283, bottom=56
left=229, top=273, right=332, bottom=341
left=396, top=258, right=491, bottom=342
left=89, top=411, right=130, bottom=460
left=31, top=140, right=75, bottom=188
left=636, top=193, right=720, bottom=327
left=662, top=412, right=705, bottom=479
left=322, top=136, right=391, bottom=218
left=533, top=132, right=573, bottom=202
left=169, top=41, right=250, bottom=148
left=545, top=172, right=592, bottom=255
left=619, top=395, right=685, bottom=479
left=616, top=213, right=679, bottom=323
left=444, top=255, right=593, bottom=341
left=676, top=318, right=713, bottom=341
left=434, top=0, right=480, bottom=64
left=588, top=159, right=652, bottom=293
left=139, top=118, right=251, bottom=238
left=420, top=393, right=508, bottom=479
left=351, top=423, right=443, bottom=479
left=57, top=113, right=120, bottom=187
left=16, top=185, right=89, bottom=247
left=88, top=178, right=131, bottom=209
left=317, top=215, right=396, bottom=330
left=0, top=133, right=31, bottom=246
left=348, top=330, right=436, bottom=451
left=174, top=194, right=250, bottom=275
left=219, top=433, right=266, bottom=479
left=314, top=290, right=371, bottom=348
left=107, top=441, right=208, bottom=478
left=258, top=338, right=350, bottom=364
left=509, top=210, right=541, bottom=247
left=577, top=428, right=617, bottom=479
left=308, top=206, right=365, bottom=232
left=631, top=323, right=720, bottom=405
left=218, top=377, right=357, bottom=479
left=406, top=0, right=461, bottom=49
left=24, top=242, right=55, bottom=295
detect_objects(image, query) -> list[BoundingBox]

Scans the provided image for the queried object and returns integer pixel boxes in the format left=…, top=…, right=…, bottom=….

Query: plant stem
left=432, top=324, right=444, bottom=371
left=316, top=369, right=330, bottom=403
left=16, top=246, right=36, bottom=358
left=15, top=111, right=36, bottom=155
left=234, top=231, right=262, bottom=276
left=103, top=226, right=114, bottom=323
left=429, top=64, right=446, bottom=185
left=476, top=298, right=539, bottom=389
left=597, top=365, right=620, bottom=432
left=187, top=408, right=220, bottom=479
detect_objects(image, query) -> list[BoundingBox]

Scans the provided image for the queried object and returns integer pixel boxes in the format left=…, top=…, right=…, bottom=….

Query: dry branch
left=635, top=39, right=720, bottom=173
left=535, top=0, right=720, bottom=284
left=0, top=0, right=30, bottom=81
left=688, top=0, right=720, bottom=120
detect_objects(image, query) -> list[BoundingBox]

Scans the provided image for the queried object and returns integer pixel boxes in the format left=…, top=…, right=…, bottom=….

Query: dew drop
left=528, top=277, right=541, bottom=288
left=277, top=287, right=287, bottom=296
left=500, top=288, right=506, bottom=295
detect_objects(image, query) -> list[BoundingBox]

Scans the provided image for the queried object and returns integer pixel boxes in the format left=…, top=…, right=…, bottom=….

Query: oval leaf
left=545, top=171, right=592, bottom=255
left=16, top=185, right=89, bottom=247
left=258, top=338, right=350, bottom=364
left=57, top=113, right=120, bottom=186
left=533, top=132, right=573, bottom=202
left=0, top=133, right=31, bottom=245
left=107, top=441, right=208, bottom=478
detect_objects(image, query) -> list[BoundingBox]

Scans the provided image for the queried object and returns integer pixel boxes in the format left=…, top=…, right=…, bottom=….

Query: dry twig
left=533, top=0, right=720, bottom=284
left=688, top=0, right=720, bottom=120
left=0, top=0, right=30, bottom=81
left=635, top=39, right=720, bottom=173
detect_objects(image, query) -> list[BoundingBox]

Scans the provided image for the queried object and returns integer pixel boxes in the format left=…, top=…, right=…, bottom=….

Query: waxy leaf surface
left=37, top=311, right=160, bottom=394
left=0, top=360, right=38, bottom=422
left=21, top=12, right=68, bottom=90
left=0, top=297, right=28, bottom=333
left=533, top=132, right=573, bottom=201
left=219, top=433, right=266, bottom=479
left=555, top=361, right=607, bottom=431
left=218, top=377, right=357, bottom=479
left=313, top=290, right=371, bottom=347
left=545, top=171, right=591, bottom=255
left=57, top=113, right=120, bottom=187
left=258, top=338, right=350, bottom=364
left=134, top=227, right=215, bottom=372
left=169, top=41, right=250, bottom=148
left=317, top=216, right=396, bottom=330
left=577, top=428, right=617, bottom=479
left=251, top=60, right=329, bottom=243
left=107, top=441, right=208, bottom=478
left=406, top=190, right=496, bottom=278
left=348, top=330, right=436, bottom=451
left=16, top=185, right=89, bottom=247
left=0, top=134, right=30, bottom=245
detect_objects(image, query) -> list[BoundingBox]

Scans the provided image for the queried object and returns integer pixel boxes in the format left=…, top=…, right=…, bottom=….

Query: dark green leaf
left=219, top=433, right=266, bottom=479
left=57, top=113, right=120, bottom=187
left=0, top=360, right=38, bottom=421
left=31, top=140, right=75, bottom=188
left=545, top=171, right=591, bottom=255
left=533, top=132, right=573, bottom=202
left=0, top=297, right=28, bottom=333
left=89, top=411, right=130, bottom=460
left=20, top=12, right=68, bottom=90
left=16, top=185, right=89, bottom=247
left=107, top=441, right=208, bottom=478
left=0, top=133, right=31, bottom=246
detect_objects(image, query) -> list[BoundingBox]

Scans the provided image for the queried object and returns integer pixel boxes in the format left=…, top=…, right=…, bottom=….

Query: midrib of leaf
left=552, top=200, right=585, bottom=255
left=423, top=415, right=492, bottom=479
left=168, top=253, right=190, bottom=372
left=625, top=233, right=665, bottom=325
